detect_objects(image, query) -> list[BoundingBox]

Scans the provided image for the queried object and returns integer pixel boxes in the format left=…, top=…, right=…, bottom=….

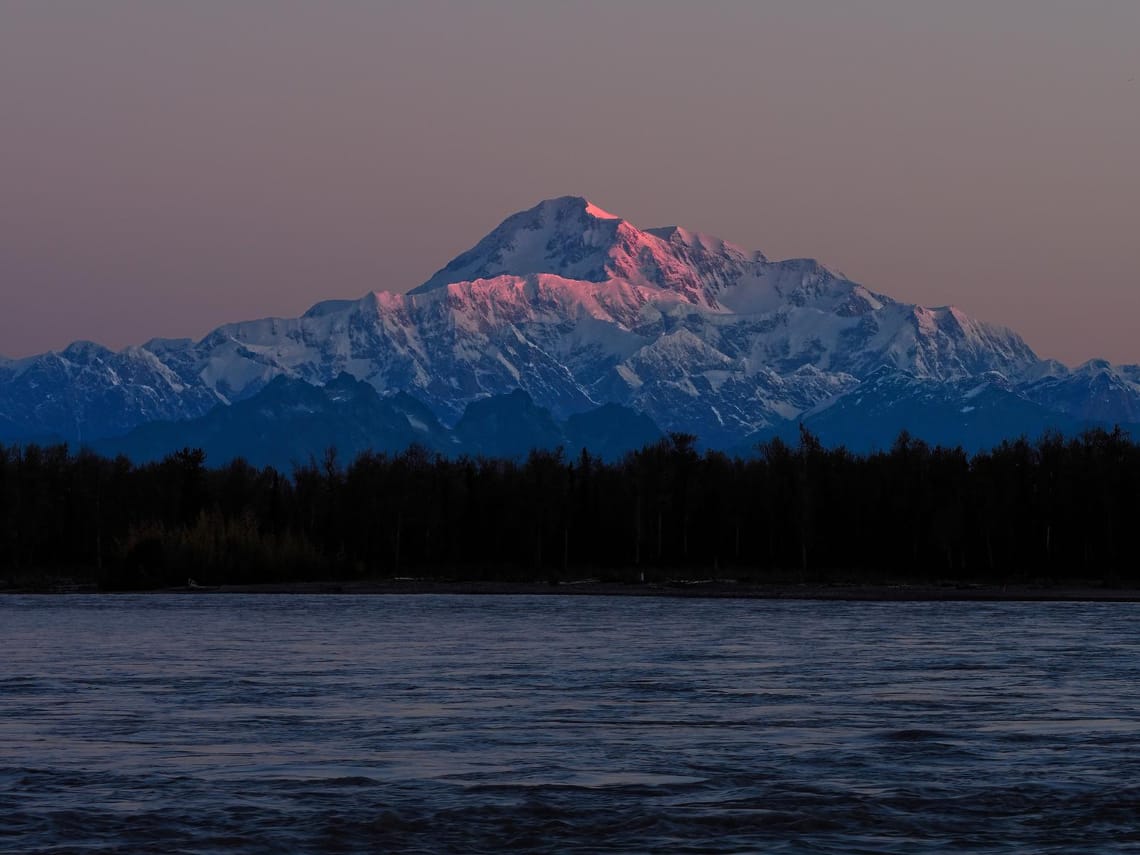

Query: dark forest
left=1, top=427, right=1137, bottom=590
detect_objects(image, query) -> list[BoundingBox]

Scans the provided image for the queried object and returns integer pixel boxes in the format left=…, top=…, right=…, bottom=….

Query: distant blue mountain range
left=93, top=374, right=663, bottom=469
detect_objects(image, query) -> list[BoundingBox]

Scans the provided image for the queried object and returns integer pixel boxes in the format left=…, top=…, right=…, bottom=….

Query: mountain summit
left=411, top=195, right=755, bottom=307
left=412, top=196, right=625, bottom=292
left=1, top=196, right=1136, bottom=450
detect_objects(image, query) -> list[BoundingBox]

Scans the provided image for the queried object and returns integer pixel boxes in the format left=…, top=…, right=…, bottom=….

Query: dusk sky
left=2, top=1, right=1137, bottom=364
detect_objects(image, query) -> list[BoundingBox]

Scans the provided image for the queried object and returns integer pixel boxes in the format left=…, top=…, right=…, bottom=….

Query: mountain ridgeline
left=94, top=375, right=663, bottom=469
left=3, top=195, right=1140, bottom=459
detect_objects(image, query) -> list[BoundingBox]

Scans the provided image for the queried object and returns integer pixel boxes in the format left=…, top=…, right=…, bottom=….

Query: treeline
left=1, top=427, right=1138, bottom=589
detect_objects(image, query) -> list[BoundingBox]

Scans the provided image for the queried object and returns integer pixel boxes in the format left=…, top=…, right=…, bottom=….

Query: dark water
left=3, top=595, right=1140, bottom=853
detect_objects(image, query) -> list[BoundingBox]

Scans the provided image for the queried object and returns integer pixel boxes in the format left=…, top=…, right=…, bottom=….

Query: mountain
left=1019, top=360, right=1140, bottom=424
left=453, top=389, right=565, bottom=460
left=0, top=340, right=221, bottom=443
left=1, top=195, right=1135, bottom=452
left=794, top=368, right=1093, bottom=452
left=564, top=403, right=663, bottom=461
left=96, top=380, right=663, bottom=469
left=95, top=373, right=455, bottom=469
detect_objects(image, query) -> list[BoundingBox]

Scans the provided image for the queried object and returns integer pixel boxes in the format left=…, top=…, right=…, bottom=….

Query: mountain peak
left=407, top=195, right=764, bottom=304
left=541, top=195, right=620, bottom=221
left=409, top=196, right=630, bottom=294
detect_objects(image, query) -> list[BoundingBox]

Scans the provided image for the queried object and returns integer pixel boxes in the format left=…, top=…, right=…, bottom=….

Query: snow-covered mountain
left=788, top=368, right=1090, bottom=452
left=0, top=339, right=220, bottom=443
left=1019, top=359, right=1140, bottom=425
left=0, top=195, right=1134, bottom=451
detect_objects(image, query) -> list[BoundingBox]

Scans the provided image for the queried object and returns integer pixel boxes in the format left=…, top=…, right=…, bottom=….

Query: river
left=3, top=594, right=1139, bottom=852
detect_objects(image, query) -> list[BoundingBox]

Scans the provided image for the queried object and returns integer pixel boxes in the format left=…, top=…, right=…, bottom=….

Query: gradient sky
left=2, top=1, right=1138, bottom=364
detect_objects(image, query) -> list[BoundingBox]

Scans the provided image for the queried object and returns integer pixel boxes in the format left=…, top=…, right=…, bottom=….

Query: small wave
left=879, top=728, right=953, bottom=742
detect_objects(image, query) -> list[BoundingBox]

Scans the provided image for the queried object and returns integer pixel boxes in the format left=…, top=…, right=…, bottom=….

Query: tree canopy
left=1, top=427, right=1137, bottom=589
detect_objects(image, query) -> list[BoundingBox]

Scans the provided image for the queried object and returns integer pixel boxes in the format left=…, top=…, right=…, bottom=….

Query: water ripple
left=2, top=594, right=1140, bottom=852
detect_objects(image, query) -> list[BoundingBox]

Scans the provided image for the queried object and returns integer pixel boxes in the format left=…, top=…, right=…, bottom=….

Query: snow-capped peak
left=644, top=225, right=760, bottom=263
left=581, top=199, right=620, bottom=220
left=408, top=195, right=766, bottom=305
left=410, top=196, right=629, bottom=294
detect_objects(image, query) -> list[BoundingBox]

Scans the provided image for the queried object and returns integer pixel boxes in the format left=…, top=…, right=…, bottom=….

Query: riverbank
left=141, top=578, right=1140, bottom=602
left=7, top=576, right=1140, bottom=601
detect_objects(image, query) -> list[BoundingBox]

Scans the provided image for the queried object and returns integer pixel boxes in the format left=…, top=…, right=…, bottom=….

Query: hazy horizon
left=2, top=1, right=1138, bottom=364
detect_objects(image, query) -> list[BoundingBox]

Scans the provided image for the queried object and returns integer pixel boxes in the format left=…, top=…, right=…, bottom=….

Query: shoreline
left=143, top=579, right=1140, bottom=602
left=7, top=578, right=1140, bottom=602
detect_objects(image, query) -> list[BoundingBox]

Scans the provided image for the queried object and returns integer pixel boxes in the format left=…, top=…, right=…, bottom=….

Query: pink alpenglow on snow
left=6, top=194, right=1098, bottom=451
